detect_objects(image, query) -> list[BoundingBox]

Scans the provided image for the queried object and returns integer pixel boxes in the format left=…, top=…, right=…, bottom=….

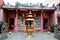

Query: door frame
left=8, top=17, right=15, bottom=31
left=43, top=17, right=49, bottom=31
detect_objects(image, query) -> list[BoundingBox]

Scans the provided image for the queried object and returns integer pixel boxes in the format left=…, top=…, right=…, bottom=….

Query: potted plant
left=0, top=21, right=3, bottom=34
left=4, top=22, right=8, bottom=27
left=50, top=24, right=55, bottom=32
left=0, top=22, right=8, bottom=34
left=3, top=22, right=8, bottom=31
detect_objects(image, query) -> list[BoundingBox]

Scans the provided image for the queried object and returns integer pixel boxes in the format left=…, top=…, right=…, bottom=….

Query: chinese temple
left=0, top=0, right=60, bottom=32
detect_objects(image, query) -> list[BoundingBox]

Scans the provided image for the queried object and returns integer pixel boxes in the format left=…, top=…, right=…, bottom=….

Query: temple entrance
left=9, top=18, right=14, bottom=31
left=43, top=18, right=48, bottom=30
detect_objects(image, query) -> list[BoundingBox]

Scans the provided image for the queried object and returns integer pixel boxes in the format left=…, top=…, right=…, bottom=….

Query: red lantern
left=34, top=13, right=36, bottom=18
left=22, top=13, right=24, bottom=18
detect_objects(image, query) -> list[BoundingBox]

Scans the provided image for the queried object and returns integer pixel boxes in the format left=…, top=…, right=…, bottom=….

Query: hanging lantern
left=34, top=13, right=36, bottom=18
left=22, top=13, right=24, bottom=18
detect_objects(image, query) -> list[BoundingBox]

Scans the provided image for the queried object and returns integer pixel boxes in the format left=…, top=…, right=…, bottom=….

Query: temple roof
left=2, top=2, right=56, bottom=10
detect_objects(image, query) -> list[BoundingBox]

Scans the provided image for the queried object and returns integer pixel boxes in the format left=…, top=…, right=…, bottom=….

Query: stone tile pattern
left=0, top=32, right=57, bottom=40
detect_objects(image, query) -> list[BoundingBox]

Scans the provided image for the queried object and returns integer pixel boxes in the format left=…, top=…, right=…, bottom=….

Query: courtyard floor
left=0, top=32, right=57, bottom=40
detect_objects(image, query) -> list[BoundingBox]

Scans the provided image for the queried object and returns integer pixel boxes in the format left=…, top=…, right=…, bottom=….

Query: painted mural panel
left=18, top=17, right=25, bottom=30
left=34, top=17, right=41, bottom=29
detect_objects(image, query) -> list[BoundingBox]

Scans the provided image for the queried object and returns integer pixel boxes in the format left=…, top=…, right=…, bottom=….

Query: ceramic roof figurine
left=1, top=2, right=55, bottom=10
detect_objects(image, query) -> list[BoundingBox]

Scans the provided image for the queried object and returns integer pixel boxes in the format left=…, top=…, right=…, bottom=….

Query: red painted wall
left=0, top=9, right=4, bottom=21
left=0, top=0, right=3, bottom=6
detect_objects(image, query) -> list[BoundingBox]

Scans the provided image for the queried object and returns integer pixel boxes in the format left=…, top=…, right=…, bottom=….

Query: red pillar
left=41, top=10, right=43, bottom=31
left=8, top=17, right=10, bottom=27
left=48, top=19, right=50, bottom=31
left=15, top=9, right=18, bottom=31
left=0, top=0, right=3, bottom=6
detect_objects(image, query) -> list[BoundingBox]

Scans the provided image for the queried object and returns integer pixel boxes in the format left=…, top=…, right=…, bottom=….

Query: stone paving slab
left=0, top=34, right=1, bottom=40
left=0, top=34, right=1, bottom=38
left=1, top=32, right=57, bottom=40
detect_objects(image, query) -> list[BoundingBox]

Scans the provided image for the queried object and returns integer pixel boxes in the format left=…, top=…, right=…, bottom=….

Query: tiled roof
left=2, top=3, right=56, bottom=10
left=2, top=5, right=15, bottom=8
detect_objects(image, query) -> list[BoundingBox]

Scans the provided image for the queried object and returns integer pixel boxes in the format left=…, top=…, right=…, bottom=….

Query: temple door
left=43, top=18, right=49, bottom=31
left=8, top=18, right=14, bottom=31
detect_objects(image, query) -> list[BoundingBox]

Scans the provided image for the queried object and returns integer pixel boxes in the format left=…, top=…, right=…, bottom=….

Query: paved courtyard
left=0, top=32, right=57, bottom=40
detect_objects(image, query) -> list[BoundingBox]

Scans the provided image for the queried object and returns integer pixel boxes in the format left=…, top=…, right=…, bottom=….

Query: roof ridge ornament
left=6, top=2, right=10, bottom=5
left=44, top=4, right=49, bottom=7
left=40, top=3, right=43, bottom=7
left=2, top=2, right=55, bottom=10
left=52, top=4, right=55, bottom=7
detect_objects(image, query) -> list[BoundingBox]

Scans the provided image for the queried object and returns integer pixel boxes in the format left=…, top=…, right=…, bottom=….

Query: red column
left=41, top=10, right=43, bottom=31
left=15, top=9, right=18, bottom=31
left=0, top=0, right=3, bottom=6
left=8, top=17, right=10, bottom=27
left=48, top=19, right=50, bottom=31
